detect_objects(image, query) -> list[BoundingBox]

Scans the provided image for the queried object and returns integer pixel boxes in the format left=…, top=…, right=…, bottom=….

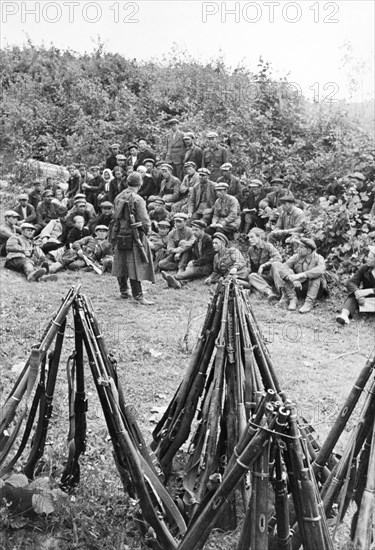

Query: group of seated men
left=0, top=123, right=373, bottom=322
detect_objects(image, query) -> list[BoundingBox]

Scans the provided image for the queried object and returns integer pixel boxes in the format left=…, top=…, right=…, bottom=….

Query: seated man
left=68, top=225, right=113, bottom=272
left=89, top=201, right=114, bottom=233
left=35, top=189, right=60, bottom=234
left=207, top=182, right=241, bottom=239
left=39, top=205, right=70, bottom=254
left=162, top=220, right=214, bottom=288
left=171, top=161, right=199, bottom=214
left=268, top=192, right=305, bottom=246
left=152, top=163, right=181, bottom=209
left=66, top=215, right=91, bottom=245
left=187, top=168, right=217, bottom=225
left=148, top=220, right=171, bottom=272
left=205, top=232, right=248, bottom=285
left=0, top=210, right=21, bottom=256
left=271, top=238, right=326, bottom=313
left=5, top=222, right=58, bottom=282
left=13, top=194, right=37, bottom=224
left=216, top=162, right=242, bottom=202
left=246, top=228, right=282, bottom=298
left=158, top=213, right=194, bottom=274
left=66, top=197, right=96, bottom=229
left=138, top=158, right=159, bottom=202
left=82, top=165, right=105, bottom=210
left=336, top=245, right=375, bottom=325
left=239, top=179, right=267, bottom=233
left=149, top=198, right=171, bottom=231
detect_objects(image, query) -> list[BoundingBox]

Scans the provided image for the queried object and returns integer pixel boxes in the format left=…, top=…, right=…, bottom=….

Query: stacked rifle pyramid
left=1, top=281, right=374, bottom=549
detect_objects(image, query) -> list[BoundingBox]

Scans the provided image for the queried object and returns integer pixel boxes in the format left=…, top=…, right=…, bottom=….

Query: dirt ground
left=0, top=264, right=374, bottom=549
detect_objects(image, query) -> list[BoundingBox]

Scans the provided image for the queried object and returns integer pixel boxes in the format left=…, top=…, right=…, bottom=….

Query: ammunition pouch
left=117, top=231, right=133, bottom=250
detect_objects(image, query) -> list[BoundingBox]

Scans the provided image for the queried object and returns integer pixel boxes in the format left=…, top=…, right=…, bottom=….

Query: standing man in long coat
left=111, top=173, right=155, bottom=305
left=164, top=118, right=185, bottom=181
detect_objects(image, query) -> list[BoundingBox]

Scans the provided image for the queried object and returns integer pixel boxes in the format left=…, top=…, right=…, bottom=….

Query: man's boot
left=161, top=271, right=182, bottom=289
left=136, top=297, right=155, bottom=306
left=118, top=276, right=131, bottom=299
left=336, top=308, right=350, bottom=325
left=299, top=297, right=314, bottom=314
left=39, top=274, right=59, bottom=282
left=27, top=267, right=47, bottom=282
left=284, top=285, right=297, bottom=310
left=49, top=262, right=63, bottom=274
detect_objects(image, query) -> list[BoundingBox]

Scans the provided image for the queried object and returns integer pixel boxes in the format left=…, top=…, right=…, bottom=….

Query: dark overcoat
left=111, top=188, right=155, bottom=282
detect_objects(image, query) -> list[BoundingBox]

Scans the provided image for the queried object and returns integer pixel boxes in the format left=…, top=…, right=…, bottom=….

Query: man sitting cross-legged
left=162, top=220, right=214, bottom=289
left=158, top=213, right=195, bottom=275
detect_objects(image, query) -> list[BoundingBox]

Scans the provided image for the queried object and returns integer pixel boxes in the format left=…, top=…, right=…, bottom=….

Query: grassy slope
left=0, top=265, right=374, bottom=549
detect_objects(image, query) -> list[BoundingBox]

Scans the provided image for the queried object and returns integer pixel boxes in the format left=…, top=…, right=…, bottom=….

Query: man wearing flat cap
left=66, top=197, right=96, bottom=230
left=150, top=164, right=181, bottom=209
left=270, top=238, right=326, bottom=313
left=0, top=211, right=21, bottom=256
left=106, top=143, right=121, bottom=171
left=134, top=138, right=156, bottom=170
left=159, top=212, right=194, bottom=274
left=258, top=178, right=291, bottom=220
left=202, top=132, right=229, bottom=182
left=90, top=201, right=114, bottom=233
left=35, top=189, right=59, bottom=234
left=13, top=194, right=37, bottom=224
left=187, top=168, right=217, bottom=225
left=268, top=192, right=305, bottom=246
left=5, top=223, right=58, bottom=282
left=205, top=232, right=248, bottom=285
left=217, top=163, right=242, bottom=202
left=183, top=133, right=203, bottom=169
left=164, top=119, right=185, bottom=181
left=207, top=182, right=241, bottom=239
left=149, top=198, right=171, bottom=231
left=82, top=166, right=105, bottom=210
left=148, top=220, right=171, bottom=272
left=171, top=161, right=200, bottom=214
left=138, top=158, right=160, bottom=202
left=239, top=179, right=267, bottom=233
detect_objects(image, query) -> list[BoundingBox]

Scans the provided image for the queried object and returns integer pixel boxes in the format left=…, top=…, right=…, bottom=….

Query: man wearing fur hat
left=111, top=172, right=155, bottom=305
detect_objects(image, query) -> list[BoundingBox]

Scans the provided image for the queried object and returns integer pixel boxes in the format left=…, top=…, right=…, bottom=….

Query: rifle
left=312, top=347, right=375, bottom=481
left=60, top=305, right=87, bottom=491
left=81, top=251, right=103, bottom=275
left=76, top=295, right=185, bottom=548
left=178, top=409, right=279, bottom=550
left=0, top=286, right=80, bottom=462
left=129, top=213, right=149, bottom=264
left=23, top=319, right=67, bottom=480
left=351, top=417, right=375, bottom=550
left=152, top=281, right=223, bottom=450
left=155, top=282, right=226, bottom=473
